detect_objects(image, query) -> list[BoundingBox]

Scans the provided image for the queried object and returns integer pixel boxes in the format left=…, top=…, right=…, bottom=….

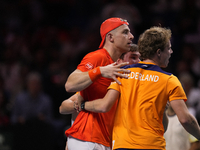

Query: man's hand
left=100, top=62, right=131, bottom=84
left=74, top=94, right=85, bottom=112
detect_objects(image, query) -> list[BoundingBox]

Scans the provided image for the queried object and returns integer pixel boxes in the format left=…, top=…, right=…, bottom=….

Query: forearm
left=83, top=89, right=119, bottom=113
left=65, top=63, right=131, bottom=92
left=65, top=69, right=93, bottom=92
left=59, top=99, right=76, bottom=114
left=85, top=99, right=108, bottom=113
left=171, top=99, right=200, bottom=140
left=181, top=114, right=200, bottom=140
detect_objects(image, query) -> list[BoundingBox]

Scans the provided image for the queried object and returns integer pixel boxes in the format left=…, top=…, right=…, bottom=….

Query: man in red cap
left=64, top=17, right=134, bottom=150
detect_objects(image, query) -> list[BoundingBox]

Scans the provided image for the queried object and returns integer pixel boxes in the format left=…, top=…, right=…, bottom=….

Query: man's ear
left=107, top=33, right=114, bottom=43
left=157, top=49, right=161, bottom=57
left=116, top=58, right=122, bottom=64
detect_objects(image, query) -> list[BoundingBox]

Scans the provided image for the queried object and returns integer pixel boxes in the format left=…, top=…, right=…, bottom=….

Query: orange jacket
left=109, top=61, right=187, bottom=150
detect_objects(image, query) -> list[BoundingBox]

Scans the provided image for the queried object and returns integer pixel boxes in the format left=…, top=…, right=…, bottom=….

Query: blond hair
left=138, top=26, right=171, bottom=60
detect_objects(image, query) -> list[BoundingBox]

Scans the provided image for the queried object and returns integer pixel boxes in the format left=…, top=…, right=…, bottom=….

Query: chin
left=126, top=47, right=131, bottom=51
left=121, top=48, right=129, bottom=53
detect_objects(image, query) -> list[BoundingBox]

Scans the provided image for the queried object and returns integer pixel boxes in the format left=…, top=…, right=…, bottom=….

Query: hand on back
left=100, top=62, right=131, bottom=85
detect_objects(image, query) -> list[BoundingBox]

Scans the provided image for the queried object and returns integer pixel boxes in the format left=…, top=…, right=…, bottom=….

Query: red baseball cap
left=99, top=17, right=129, bottom=49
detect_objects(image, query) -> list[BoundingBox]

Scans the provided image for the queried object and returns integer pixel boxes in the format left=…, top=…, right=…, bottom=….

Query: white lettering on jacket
left=127, top=72, right=159, bottom=82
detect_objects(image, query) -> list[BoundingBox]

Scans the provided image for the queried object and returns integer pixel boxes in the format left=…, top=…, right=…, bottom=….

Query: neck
left=103, top=46, right=122, bottom=62
left=143, top=59, right=158, bottom=65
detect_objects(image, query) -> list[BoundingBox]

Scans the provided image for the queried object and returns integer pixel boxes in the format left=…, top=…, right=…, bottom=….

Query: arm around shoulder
left=84, top=89, right=119, bottom=113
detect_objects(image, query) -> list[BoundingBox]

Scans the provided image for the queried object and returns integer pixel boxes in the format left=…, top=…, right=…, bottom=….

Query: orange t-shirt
left=65, top=48, right=118, bottom=147
left=108, top=62, right=187, bottom=150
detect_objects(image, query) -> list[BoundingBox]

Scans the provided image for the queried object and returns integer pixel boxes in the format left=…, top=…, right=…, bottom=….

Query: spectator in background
left=164, top=104, right=192, bottom=150
left=190, top=80, right=200, bottom=125
left=179, top=72, right=200, bottom=119
left=11, top=72, right=52, bottom=124
left=164, top=71, right=200, bottom=150
left=178, top=72, right=200, bottom=150
left=11, top=71, right=54, bottom=150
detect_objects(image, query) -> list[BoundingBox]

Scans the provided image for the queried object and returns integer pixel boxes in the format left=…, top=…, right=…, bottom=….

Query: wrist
left=81, top=101, right=86, bottom=111
left=74, top=101, right=77, bottom=111
left=88, top=67, right=101, bottom=82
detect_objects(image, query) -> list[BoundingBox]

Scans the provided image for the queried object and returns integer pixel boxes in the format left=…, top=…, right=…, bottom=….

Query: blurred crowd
left=0, top=0, right=200, bottom=150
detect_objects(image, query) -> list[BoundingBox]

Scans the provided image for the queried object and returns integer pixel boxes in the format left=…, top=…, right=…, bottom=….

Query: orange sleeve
left=77, top=51, right=105, bottom=72
left=167, top=75, right=187, bottom=102
left=107, top=81, right=120, bottom=93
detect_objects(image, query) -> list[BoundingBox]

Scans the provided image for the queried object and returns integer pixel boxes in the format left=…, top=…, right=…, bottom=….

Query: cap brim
left=99, top=35, right=106, bottom=48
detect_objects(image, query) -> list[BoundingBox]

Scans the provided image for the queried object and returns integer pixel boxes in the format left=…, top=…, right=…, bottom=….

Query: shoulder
left=168, top=74, right=180, bottom=82
left=83, top=49, right=106, bottom=60
left=78, top=49, right=110, bottom=70
left=167, top=75, right=184, bottom=90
